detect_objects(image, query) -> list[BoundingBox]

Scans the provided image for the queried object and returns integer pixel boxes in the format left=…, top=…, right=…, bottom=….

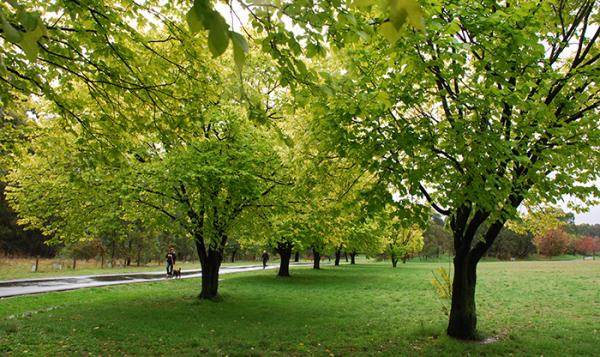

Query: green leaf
left=230, top=31, right=249, bottom=53
left=20, top=24, right=44, bottom=61
left=2, top=16, right=23, bottom=44
left=18, top=11, right=40, bottom=32
left=356, top=31, right=370, bottom=41
left=186, top=8, right=204, bottom=34
left=231, top=31, right=248, bottom=70
left=379, top=22, right=400, bottom=43
left=444, top=19, right=461, bottom=35
left=186, top=0, right=212, bottom=34
left=206, top=13, right=229, bottom=57
left=388, top=0, right=424, bottom=31
left=352, top=0, right=378, bottom=7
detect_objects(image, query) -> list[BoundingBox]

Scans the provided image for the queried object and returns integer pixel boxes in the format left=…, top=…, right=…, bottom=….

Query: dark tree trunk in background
left=391, top=254, right=398, bottom=268
left=294, top=251, right=300, bottom=262
left=72, top=257, right=76, bottom=270
left=334, top=247, right=342, bottom=266
left=344, top=252, right=348, bottom=262
left=350, top=251, right=357, bottom=264
left=276, top=241, right=293, bottom=277
left=110, top=240, right=116, bottom=268
left=136, top=245, right=142, bottom=267
left=313, top=248, right=321, bottom=269
left=230, top=249, right=237, bottom=263
left=34, top=255, right=39, bottom=272
left=126, top=240, right=132, bottom=266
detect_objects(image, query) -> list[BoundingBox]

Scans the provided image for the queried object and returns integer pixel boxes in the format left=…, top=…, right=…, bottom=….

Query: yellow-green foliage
left=431, top=266, right=452, bottom=316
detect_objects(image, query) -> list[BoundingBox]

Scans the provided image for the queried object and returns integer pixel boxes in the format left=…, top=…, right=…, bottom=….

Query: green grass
left=0, top=260, right=598, bottom=356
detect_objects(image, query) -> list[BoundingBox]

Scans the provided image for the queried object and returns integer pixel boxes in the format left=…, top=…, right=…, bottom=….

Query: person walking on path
left=166, top=247, right=177, bottom=278
left=261, top=250, right=269, bottom=269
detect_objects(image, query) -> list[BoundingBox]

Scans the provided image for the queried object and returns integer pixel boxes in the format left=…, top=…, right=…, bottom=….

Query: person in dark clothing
left=261, top=250, right=269, bottom=269
left=166, top=247, right=177, bottom=278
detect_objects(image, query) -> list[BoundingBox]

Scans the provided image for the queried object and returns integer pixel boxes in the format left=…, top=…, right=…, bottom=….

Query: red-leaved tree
left=574, top=236, right=600, bottom=257
left=534, top=229, right=570, bottom=257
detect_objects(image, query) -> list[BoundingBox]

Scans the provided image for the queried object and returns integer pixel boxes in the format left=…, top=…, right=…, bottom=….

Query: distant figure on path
left=166, top=247, right=177, bottom=278
left=262, top=250, right=269, bottom=269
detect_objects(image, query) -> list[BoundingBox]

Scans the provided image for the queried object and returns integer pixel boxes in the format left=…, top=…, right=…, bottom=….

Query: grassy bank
left=1, top=260, right=599, bottom=356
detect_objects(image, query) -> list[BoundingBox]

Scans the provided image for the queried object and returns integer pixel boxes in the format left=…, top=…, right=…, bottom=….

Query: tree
left=298, top=1, right=599, bottom=339
left=534, top=229, right=571, bottom=257
left=5, top=18, right=287, bottom=298
left=574, top=236, right=600, bottom=258
left=384, top=223, right=424, bottom=268
left=487, top=228, right=535, bottom=260
left=422, top=215, right=453, bottom=259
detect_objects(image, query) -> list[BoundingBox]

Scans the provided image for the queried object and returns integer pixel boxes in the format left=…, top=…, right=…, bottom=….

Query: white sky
left=573, top=205, right=600, bottom=224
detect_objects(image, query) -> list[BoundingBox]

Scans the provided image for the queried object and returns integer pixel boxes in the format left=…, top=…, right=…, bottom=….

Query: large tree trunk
left=446, top=211, right=506, bottom=340
left=276, top=241, right=293, bottom=277
left=198, top=247, right=223, bottom=300
left=447, top=253, right=478, bottom=339
left=334, top=247, right=342, bottom=266
left=350, top=251, right=357, bottom=264
left=313, top=248, right=321, bottom=269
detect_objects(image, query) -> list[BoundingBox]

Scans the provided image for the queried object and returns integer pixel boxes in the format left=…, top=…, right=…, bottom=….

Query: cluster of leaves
left=0, top=1, right=45, bottom=62
left=186, top=0, right=248, bottom=69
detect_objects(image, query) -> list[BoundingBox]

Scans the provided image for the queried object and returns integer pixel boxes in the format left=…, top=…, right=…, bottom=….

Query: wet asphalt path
left=0, top=264, right=301, bottom=298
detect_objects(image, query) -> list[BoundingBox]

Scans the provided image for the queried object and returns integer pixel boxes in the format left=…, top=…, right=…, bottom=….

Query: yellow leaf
left=379, top=22, right=400, bottom=43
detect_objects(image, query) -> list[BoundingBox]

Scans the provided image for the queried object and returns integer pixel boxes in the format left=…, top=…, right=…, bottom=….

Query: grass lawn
left=0, top=260, right=598, bottom=356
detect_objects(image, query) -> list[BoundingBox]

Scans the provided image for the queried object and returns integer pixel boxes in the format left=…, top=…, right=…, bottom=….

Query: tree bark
left=344, top=252, right=348, bottom=262
left=136, top=243, right=142, bottom=267
left=276, top=241, right=293, bottom=277
left=199, top=248, right=223, bottom=299
left=313, top=248, right=321, bottom=269
left=446, top=209, right=506, bottom=340
left=126, top=240, right=132, bottom=266
left=447, top=252, right=478, bottom=340
left=334, top=247, right=342, bottom=266
left=230, top=249, right=237, bottom=263
left=392, top=254, right=398, bottom=268
left=350, top=251, right=357, bottom=264
left=294, top=251, right=300, bottom=262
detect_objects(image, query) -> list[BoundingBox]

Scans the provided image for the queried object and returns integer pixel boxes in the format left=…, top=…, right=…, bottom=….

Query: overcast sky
left=569, top=204, right=600, bottom=225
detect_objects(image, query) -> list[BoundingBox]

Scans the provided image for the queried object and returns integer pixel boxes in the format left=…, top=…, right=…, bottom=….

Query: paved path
left=0, top=263, right=305, bottom=298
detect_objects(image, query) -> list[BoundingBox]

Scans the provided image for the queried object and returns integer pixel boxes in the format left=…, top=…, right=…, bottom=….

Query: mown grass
left=0, top=260, right=598, bottom=356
